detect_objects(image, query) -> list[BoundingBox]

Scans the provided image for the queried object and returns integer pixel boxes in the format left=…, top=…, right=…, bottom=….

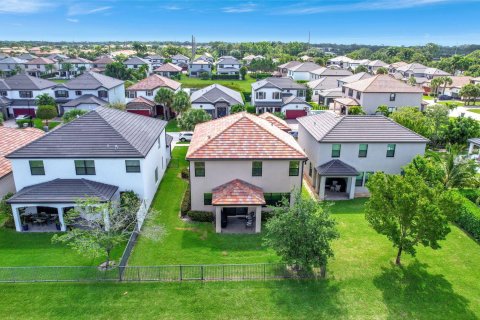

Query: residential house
left=395, top=63, right=450, bottom=81
left=91, top=56, right=114, bottom=73
left=258, top=112, right=291, bottom=132
left=196, top=55, right=214, bottom=63
left=123, top=56, right=152, bottom=74
left=251, top=77, right=310, bottom=118
left=308, top=67, right=353, bottom=81
left=0, top=127, right=44, bottom=197
left=190, top=84, right=243, bottom=118
left=54, top=71, right=125, bottom=113
left=171, top=54, right=190, bottom=70
left=298, top=112, right=428, bottom=200
left=0, top=74, right=56, bottom=117
left=153, top=63, right=182, bottom=78
left=326, top=56, right=355, bottom=69
left=431, top=76, right=473, bottom=98
left=286, top=62, right=322, bottom=81
left=188, top=59, right=213, bottom=77
left=388, top=61, right=408, bottom=74
left=277, top=61, right=301, bottom=77
left=216, top=57, right=242, bottom=76
left=334, top=74, right=423, bottom=114
left=59, top=58, right=93, bottom=78
left=186, top=112, right=306, bottom=233
left=0, top=53, right=9, bottom=60
left=6, top=107, right=172, bottom=232
left=336, top=72, right=373, bottom=87
left=243, top=54, right=264, bottom=65
left=307, top=77, right=339, bottom=96
left=317, top=88, right=343, bottom=107
left=125, top=74, right=181, bottom=117
left=367, top=60, right=388, bottom=74
left=0, top=57, right=27, bottom=76
left=348, top=59, right=370, bottom=71
left=25, top=57, right=57, bottom=77
left=145, top=55, right=166, bottom=69
left=47, top=54, right=69, bottom=62
left=61, top=94, right=109, bottom=113
left=17, top=53, right=37, bottom=61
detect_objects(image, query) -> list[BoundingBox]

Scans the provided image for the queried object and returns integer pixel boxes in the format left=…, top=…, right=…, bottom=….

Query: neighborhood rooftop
left=343, top=74, right=424, bottom=93
left=190, top=84, right=243, bottom=105
left=60, top=71, right=124, bottom=90
left=127, top=74, right=181, bottom=91
left=251, top=77, right=305, bottom=90
left=0, top=73, right=56, bottom=90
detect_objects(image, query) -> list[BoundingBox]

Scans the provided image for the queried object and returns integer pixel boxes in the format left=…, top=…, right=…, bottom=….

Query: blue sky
left=0, top=0, right=479, bottom=45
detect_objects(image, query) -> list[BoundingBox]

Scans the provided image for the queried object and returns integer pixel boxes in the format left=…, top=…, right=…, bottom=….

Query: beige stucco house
left=186, top=112, right=306, bottom=233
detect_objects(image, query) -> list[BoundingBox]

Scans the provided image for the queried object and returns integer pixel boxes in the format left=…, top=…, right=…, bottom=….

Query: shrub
left=181, top=167, right=189, bottom=180
left=454, top=193, right=480, bottom=241
left=187, top=211, right=213, bottom=222
left=0, top=192, right=14, bottom=228
left=36, top=105, right=58, bottom=125
left=230, top=104, right=246, bottom=114
left=261, top=211, right=274, bottom=221
left=16, top=119, right=32, bottom=128
left=458, top=189, right=480, bottom=204
left=211, top=74, right=239, bottom=80
left=251, top=72, right=271, bottom=80
left=246, top=104, right=256, bottom=114
left=199, top=72, right=210, bottom=80
left=0, top=113, right=3, bottom=125
left=180, top=185, right=191, bottom=216
left=63, top=109, right=88, bottom=123
left=273, top=112, right=285, bottom=119
left=242, top=92, right=251, bottom=102
left=120, top=191, right=141, bottom=213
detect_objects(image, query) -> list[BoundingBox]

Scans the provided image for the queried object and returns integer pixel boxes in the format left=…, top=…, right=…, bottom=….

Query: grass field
left=165, top=119, right=180, bottom=132
left=467, top=108, right=480, bottom=114
left=179, top=74, right=256, bottom=92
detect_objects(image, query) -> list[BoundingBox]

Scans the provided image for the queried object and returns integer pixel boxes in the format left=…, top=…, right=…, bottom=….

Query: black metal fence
left=0, top=263, right=317, bottom=283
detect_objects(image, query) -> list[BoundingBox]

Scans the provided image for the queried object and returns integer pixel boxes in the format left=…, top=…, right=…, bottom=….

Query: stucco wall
left=0, top=173, right=15, bottom=198
left=360, top=92, right=423, bottom=114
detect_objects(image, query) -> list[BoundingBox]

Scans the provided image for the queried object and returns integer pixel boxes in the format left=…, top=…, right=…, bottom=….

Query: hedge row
left=180, top=185, right=191, bottom=216
left=455, top=193, right=480, bottom=242
left=187, top=211, right=213, bottom=222
left=211, top=74, right=240, bottom=80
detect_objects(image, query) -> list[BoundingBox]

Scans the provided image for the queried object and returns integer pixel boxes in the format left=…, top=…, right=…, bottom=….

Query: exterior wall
left=287, top=71, right=310, bottom=81
left=189, top=64, right=212, bottom=76
left=190, top=160, right=304, bottom=212
left=0, top=63, right=25, bottom=72
left=108, top=84, right=126, bottom=103
left=251, top=87, right=283, bottom=106
left=360, top=92, right=422, bottom=114
left=0, top=173, right=15, bottom=197
left=54, top=86, right=125, bottom=104
left=281, top=102, right=311, bottom=112
left=7, top=88, right=54, bottom=100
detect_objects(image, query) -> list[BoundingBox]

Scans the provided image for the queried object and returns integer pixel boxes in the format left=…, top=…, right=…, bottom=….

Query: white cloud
left=0, top=0, right=55, bottom=14
left=67, top=4, right=112, bottom=16
left=163, top=5, right=181, bottom=10
left=223, top=3, right=257, bottom=13
left=66, top=18, right=79, bottom=23
left=276, top=0, right=476, bottom=15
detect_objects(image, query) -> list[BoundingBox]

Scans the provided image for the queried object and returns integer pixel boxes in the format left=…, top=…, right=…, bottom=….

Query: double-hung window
left=386, top=144, right=396, bottom=157
left=289, top=161, right=300, bottom=176
left=74, top=160, right=95, bottom=175
left=204, top=193, right=212, bottom=205
left=194, top=162, right=205, bottom=177
left=331, top=144, right=341, bottom=158
left=358, top=144, right=368, bottom=158
left=125, top=160, right=141, bottom=173
left=19, top=91, right=33, bottom=98
left=252, top=161, right=262, bottom=177
left=355, top=172, right=364, bottom=187
left=272, top=92, right=281, bottom=99
left=255, top=91, right=266, bottom=100
left=389, top=93, right=396, bottom=101
left=29, top=160, right=45, bottom=175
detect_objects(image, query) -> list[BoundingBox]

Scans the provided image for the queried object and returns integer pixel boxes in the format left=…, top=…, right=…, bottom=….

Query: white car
left=179, top=132, right=194, bottom=142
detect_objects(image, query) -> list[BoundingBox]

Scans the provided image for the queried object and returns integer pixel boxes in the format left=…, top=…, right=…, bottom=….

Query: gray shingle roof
left=0, top=57, right=27, bottom=64
left=289, top=62, right=322, bottom=72
left=317, top=159, right=359, bottom=176
left=171, top=54, right=189, bottom=60
left=468, top=138, right=480, bottom=146
left=123, top=56, right=150, bottom=65
left=7, top=179, right=118, bottom=204
left=190, top=84, right=243, bottom=105
left=282, top=95, right=311, bottom=106
left=62, top=71, right=124, bottom=90
left=8, top=107, right=167, bottom=159
left=62, top=94, right=108, bottom=107
left=4, top=74, right=56, bottom=90
left=252, top=77, right=306, bottom=90
left=218, top=57, right=240, bottom=65
left=298, top=112, right=428, bottom=143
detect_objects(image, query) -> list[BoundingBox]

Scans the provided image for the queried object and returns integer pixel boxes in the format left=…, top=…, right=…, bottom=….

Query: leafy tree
left=63, top=109, right=88, bottom=123
left=376, top=67, right=388, bottom=75
left=354, top=65, right=368, bottom=74
left=132, top=42, right=148, bottom=57
left=263, top=191, right=339, bottom=277
left=240, top=66, right=248, bottom=80
left=425, top=104, right=450, bottom=146
left=390, top=107, right=430, bottom=137
left=177, top=109, right=212, bottom=131
left=45, top=63, right=55, bottom=75
left=229, top=49, right=242, bottom=59
left=35, top=93, right=56, bottom=106
left=200, top=71, right=210, bottom=80
left=273, top=112, right=285, bottom=119
left=36, top=105, right=58, bottom=126
left=459, top=83, right=480, bottom=105
left=105, top=102, right=126, bottom=111
left=430, top=77, right=443, bottom=96
left=113, top=54, right=128, bottom=63
left=154, top=88, right=174, bottom=119
left=440, top=76, right=453, bottom=95
left=171, top=91, right=191, bottom=116
left=376, top=104, right=391, bottom=116
left=347, top=105, right=365, bottom=115
left=105, top=62, right=132, bottom=81
left=365, top=168, right=461, bottom=265
left=78, top=66, right=86, bottom=74
left=61, top=62, right=73, bottom=78
left=230, top=104, right=246, bottom=114
left=306, top=87, right=313, bottom=102
left=444, top=116, right=480, bottom=145
left=407, top=76, right=417, bottom=86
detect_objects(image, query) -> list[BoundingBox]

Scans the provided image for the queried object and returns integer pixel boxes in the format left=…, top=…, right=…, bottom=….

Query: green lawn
left=0, top=228, right=124, bottom=267
left=179, top=75, right=256, bottom=92
left=467, top=108, right=480, bottom=114
left=165, top=119, right=180, bottom=132
left=50, top=79, right=68, bottom=84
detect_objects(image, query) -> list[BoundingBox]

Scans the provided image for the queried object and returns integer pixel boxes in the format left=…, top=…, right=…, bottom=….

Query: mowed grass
left=0, top=199, right=479, bottom=319
left=0, top=227, right=124, bottom=266
left=179, top=74, right=256, bottom=92
left=468, top=108, right=480, bottom=114
left=165, top=119, right=180, bottom=132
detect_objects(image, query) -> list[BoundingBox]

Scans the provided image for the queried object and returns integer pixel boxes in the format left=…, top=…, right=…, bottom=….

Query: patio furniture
left=335, top=185, right=341, bottom=192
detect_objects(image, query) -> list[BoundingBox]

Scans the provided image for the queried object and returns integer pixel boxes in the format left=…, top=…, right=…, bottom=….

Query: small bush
left=187, top=211, right=213, bottom=222
left=211, top=74, right=239, bottom=80
left=246, top=104, right=256, bottom=114
left=120, top=191, right=141, bottom=213
left=242, top=92, right=251, bottom=102
left=261, top=211, right=274, bottom=221
left=180, top=185, right=191, bottom=216
left=199, top=72, right=210, bottom=80
left=458, top=189, right=480, bottom=204
left=0, top=192, right=14, bottom=228
left=63, top=109, right=88, bottom=123
left=454, top=194, right=480, bottom=241
left=273, top=112, right=285, bottom=119
left=181, top=167, right=189, bottom=180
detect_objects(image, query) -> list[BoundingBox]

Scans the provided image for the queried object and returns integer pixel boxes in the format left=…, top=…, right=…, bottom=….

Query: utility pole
left=191, top=35, right=196, bottom=60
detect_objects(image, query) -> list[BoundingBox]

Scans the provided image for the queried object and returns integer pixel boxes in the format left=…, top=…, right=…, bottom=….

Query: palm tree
left=430, top=77, right=443, bottom=97
left=45, top=64, right=54, bottom=76
left=154, top=88, right=174, bottom=120
left=440, top=76, right=453, bottom=95
left=171, top=91, right=191, bottom=117
left=62, top=62, right=73, bottom=79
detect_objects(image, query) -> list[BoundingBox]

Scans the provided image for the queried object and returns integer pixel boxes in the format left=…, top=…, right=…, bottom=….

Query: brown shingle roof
left=343, top=74, right=423, bottom=93
left=212, top=179, right=265, bottom=206
left=26, top=57, right=55, bottom=65
left=0, top=127, right=44, bottom=179
left=186, top=112, right=306, bottom=160
left=127, top=74, right=181, bottom=91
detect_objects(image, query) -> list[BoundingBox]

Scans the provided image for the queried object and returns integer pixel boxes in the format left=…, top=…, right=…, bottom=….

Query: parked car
left=15, top=114, right=32, bottom=121
left=289, top=130, right=298, bottom=139
left=438, top=95, right=453, bottom=101
left=179, top=132, right=194, bottom=142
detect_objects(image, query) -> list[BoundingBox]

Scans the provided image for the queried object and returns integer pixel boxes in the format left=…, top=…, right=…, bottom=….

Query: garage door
left=13, top=108, right=36, bottom=117
left=285, top=110, right=307, bottom=119
left=127, top=109, right=151, bottom=117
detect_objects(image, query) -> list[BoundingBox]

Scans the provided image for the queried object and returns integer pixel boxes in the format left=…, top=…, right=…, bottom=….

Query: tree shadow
left=373, top=260, right=477, bottom=320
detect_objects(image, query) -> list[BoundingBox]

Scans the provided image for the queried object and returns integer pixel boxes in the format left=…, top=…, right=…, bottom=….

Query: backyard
left=179, top=74, right=256, bottom=92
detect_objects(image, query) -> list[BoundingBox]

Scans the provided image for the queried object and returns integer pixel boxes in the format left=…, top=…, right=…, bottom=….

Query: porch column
left=215, top=207, right=222, bottom=233
left=255, top=206, right=262, bottom=233
left=319, top=176, right=326, bottom=200
left=348, top=177, right=356, bottom=199
left=468, top=142, right=474, bottom=155
left=57, top=206, right=66, bottom=231
left=12, top=206, right=22, bottom=232
left=312, top=168, right=317, bottom=191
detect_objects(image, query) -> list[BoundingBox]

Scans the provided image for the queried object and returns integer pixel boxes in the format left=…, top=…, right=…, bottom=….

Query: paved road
left=450, top=106, right=480, bottom=121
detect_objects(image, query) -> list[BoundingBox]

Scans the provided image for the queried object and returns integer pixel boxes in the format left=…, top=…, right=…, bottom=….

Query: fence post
left=263, top=264, right=266, bottom=280
left=179, top=265, right=183, bottom=281
left=222, top=265, right=225, bottom=281
left=201, top=265, right=204, bottom=281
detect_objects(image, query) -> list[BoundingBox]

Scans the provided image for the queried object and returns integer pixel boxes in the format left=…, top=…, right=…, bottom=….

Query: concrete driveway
left=450, top=106, right=480, bottom=121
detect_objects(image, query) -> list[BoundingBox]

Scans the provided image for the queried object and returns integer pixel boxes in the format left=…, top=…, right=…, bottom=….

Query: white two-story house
left=188, top=59, right=213, bottom=77
left=216, top=57, right=242, bottom=76
left=334, top=74, right=424, bottom=114
left=25, top=57, right=58, bottom=78
left=6, top=107, right=172, bottom=232
left=0, top=57, right=27, bottom=76
left=297, top=112, right=428, bottom=200
left=58, top=58, right=93, bottom=79
left=123, top=56, right=152, bottom=74
left=251, top=77, right=311, bottom=119
left=186, top=112, right=307, bottom=233
left=145, top=55, right=166, bottom=69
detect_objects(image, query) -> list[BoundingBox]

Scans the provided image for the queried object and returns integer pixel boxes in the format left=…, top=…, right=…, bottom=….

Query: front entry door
left=216, top=107, right=227, bottom=118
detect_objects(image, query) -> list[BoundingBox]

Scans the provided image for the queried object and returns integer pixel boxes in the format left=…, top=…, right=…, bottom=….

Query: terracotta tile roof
left=186, top=112, right=306, bottom=160
left=334, top=97, right=359, bottom=106
left=154, top=63, right=182, bottom=72
left=258, top=112, right=292, bottom=132
left=0, top=127, right=44, bottom=179
left=26, top=57, right=55, bottom=65
left=127, top=74, right=181, bottom=91
left=343, top=74, right=423, bottom=93
left=212, top=179, right=265, bottom=206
